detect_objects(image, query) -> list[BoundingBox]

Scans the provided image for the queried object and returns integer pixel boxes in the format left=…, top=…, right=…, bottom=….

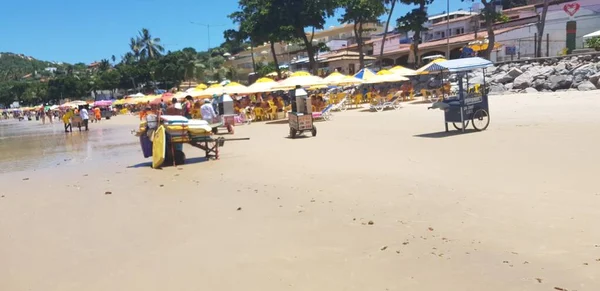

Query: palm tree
left=138, top=28, right=165, bottom=59
left=98, top=59, right=111, bottom=72
left=129, top=37, right=141, bottom=60
left=178, top=49, right=205, bottom=87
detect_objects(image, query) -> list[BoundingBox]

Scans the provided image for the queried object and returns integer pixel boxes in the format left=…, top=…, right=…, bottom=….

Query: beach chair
left=331, top=95, right=348, bottom=112
left=370, top=96, right=403, bottom=112
left=312, top=104, right=334, bottom=121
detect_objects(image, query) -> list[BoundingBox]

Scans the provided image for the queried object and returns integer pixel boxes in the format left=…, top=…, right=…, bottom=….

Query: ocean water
left=0, top=118, right=139, bottom=173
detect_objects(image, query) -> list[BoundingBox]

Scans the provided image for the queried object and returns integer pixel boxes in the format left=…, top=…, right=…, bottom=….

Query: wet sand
left=1, top=91, right=600, bottom=291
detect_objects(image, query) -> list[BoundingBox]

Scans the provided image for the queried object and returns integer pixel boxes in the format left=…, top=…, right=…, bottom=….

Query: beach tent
left=419, top=57, right=493, bottom=74
left=353, top=68, right=377, bottom=80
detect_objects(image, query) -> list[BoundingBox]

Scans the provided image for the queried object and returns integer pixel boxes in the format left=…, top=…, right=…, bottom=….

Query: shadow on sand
left=413, top=129, right=478, bottom=139
left=127, top=156, right=210, bottom=169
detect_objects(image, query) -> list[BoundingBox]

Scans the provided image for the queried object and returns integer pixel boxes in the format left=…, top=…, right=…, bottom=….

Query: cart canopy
left=424, top=57, right=493, bottom=73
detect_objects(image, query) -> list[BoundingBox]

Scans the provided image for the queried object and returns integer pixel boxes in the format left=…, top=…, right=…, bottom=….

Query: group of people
left=62, top=105, right=103, bottom=132
left=141, top=95, right=219, bottom=124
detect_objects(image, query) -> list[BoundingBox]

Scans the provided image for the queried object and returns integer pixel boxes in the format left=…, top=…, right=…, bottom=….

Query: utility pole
left=446, top=0, right=450, bottom=58
left=190, top=22, right=226, bottom=50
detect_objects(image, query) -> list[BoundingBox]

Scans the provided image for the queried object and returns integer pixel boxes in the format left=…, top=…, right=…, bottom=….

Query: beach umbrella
left=195, top=83, right=208, bottom=90
left=353, top=68, right=377, bottom=80
left=93, top=100, right=113, bottom=107
left=271, top=74, right=327, bottom=90
left=129, top=92, right=145, bottom=98
left=364, top=74, right=409, bottom=84
left=389, top=65, right=416, bottom=76
left=323, top=71, right=346, bottom=83
left=242, top=77, right=277, bottom=94
left=330, top=75, right=364, bottom=86
left=290, top=71, right=312, bottom=77
left=196, top=84, right=224, bottom=97
left=223, top=82, right=248, bottom=95
left=415, top=58, right=446, bottom=75
left=61, top=100, right=87, bottom=108
left=468, top=39, right=502, bottom=52
left=113, top=99, right=127, bottom=105
left=376, top=69, right=394, bottom=75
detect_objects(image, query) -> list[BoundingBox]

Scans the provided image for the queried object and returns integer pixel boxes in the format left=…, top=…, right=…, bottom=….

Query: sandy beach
left=1, top=91, right=600, bottom=291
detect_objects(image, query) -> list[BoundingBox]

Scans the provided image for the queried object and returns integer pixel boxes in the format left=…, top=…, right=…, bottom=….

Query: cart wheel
left=227, top=124, right=234, bottom=134
left=289, top=128, right=297, bottom=139
left=472, top=109, right=490, bottom=131
left=311, top=127, right=317, bottom=137
left=452, top=120, right=470, bottom=131
left=375, top=105, right=384, bottom=112
left=212, top=127, right=218, bottom=134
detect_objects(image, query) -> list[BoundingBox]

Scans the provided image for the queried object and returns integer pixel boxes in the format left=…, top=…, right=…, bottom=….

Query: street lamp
left=190, top=21, right=226, bottom=50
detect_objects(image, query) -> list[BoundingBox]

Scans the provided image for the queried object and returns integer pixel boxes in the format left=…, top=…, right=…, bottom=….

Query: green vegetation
left=397, top=0, right=433, bottom=66
left=585, top=37, right=600, bottom=50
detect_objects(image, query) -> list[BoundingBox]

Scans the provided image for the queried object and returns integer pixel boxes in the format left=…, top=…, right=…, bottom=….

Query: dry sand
left=1, top=91, right=600, bottom=291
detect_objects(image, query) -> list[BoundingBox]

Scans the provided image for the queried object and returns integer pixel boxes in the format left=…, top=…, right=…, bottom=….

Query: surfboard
left=152, top=125, right=166, bottom=169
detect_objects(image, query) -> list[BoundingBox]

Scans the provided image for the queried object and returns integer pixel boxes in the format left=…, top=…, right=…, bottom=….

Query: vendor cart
left=288, top=85, right=317, bottom=138
left=425, top=57, right=492, bottom=132
left=211, top=94, right=235, bottom=134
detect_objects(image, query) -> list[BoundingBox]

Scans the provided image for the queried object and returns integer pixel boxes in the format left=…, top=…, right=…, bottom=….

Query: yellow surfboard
left=152, top=125, right=166, bottom=169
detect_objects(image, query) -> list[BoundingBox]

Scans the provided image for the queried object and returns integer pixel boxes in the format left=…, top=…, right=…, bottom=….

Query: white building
left=492, top=0, right=600, bottom=62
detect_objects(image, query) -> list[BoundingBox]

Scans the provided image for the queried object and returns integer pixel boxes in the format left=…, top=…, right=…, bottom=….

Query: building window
left=440, top=31, right=445, bottom=38
left=455, top=27, right=464, bottom=35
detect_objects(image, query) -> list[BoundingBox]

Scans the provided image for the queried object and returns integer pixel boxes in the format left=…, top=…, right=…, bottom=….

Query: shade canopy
left=93, top=100, right=113, bottom=106
left=196, top=83, right=208, bottom=90
left=422, top=57, right=494, bottom=73
left=196, top=84, right=224, bottom=97
left=583, top=30, right=600, bottom=40
left=330, top=75, right=363, bottom=86
left=271, top=75, right=327, bottom=90
left=323, top=71, right=345, bottom=83
left=129, top=92, right=145, bottom=98
left=244, top=78, right=277, bottom=93
left=290, top=71, right=312, bottom=77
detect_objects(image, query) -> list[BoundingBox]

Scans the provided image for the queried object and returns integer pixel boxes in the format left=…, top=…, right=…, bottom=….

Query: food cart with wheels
left=425, top=57, right=492, bottom=132
left=288, top=85, right=317, bottom=138
left=210, top=94, right=235, bottom=134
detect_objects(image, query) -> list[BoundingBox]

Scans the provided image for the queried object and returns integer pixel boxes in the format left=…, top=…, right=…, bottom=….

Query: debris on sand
left=22, top=178, right=29, bottom=181
left=380, top=246, right=388, bottom=251
left=428, top=227, right=434, bottom=231
left=554, top=287, right=568, bottom=291
left=237, top=207, right=242, bottom=211
left=104, top=191, right=112, bottom=195
left=368, top=220, right=374, bottom=225
left=535, top=278, right=542, bottom=283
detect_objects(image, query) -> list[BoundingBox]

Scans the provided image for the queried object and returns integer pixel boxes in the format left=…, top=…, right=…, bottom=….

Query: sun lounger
left=370, top=96, right=402, bottom=112
left=312, top=104, right=333, bottom=121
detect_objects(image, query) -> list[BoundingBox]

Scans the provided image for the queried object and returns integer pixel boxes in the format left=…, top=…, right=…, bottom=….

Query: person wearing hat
left=201, top=98, right=217, bottom=123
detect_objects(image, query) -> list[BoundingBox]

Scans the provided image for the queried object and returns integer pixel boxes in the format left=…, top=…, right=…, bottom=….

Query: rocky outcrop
left=409, top=54, right=600, bottom=94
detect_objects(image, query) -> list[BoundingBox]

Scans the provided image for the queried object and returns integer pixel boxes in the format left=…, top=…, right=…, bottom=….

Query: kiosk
left=288, top=85, right=316, bottom=138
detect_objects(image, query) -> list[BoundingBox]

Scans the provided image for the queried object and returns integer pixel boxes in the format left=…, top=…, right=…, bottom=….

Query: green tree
left=98, top=59, right=111, bottom=72
left=270, top=0, right=339, bottom=74
left=129, top=37, right=141, bottom=60
left=463, top=0, right=498, bottom=59
left=397, top=0, right=432, bottom=67
left=339, top=0, right=386, bottom=69
left=138, top=28, right=165, bottom=59
left=378, top=0, right=397, bottom=69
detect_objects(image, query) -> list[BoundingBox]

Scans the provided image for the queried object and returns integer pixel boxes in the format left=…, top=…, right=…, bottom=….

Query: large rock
left=533, top=79, right=547, bottom=90
left=577, top=81, right=597, bottom=91
left=572, top=63, right=597, bottom=76
left=572, top=75, right=585, bottom=87
left=497, top=64, right=509, bottom=72
left=524, top=87, right=538, bottom=94
left=505, top=83, right=514, bottom=90
left=513, top=72, right=534, bottom=89
left=589, top=72, right=600, bottom=87
left=494, top=70, right=521, bottom=84
left=548, top=75, right=573, bottom=90
left=555, top=62, right=567, bottom=71
left=488, top=84, right=507, bottom=95
left=531, top=65, right=555, bottom=76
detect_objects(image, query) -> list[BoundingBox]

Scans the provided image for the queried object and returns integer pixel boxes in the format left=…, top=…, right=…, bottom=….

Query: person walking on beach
left=182, top=96, right=193, bottom=119
left=166, top=98, right=183, bottom=115
left=201, top=99, right=217, bottom=123
left=39, top=107, right=46, bottom=125
left=80, top=105, right=89, bottom=131
left=94, top=107, right=101, bottom=123
left=62, top=109, right=73, bottom=132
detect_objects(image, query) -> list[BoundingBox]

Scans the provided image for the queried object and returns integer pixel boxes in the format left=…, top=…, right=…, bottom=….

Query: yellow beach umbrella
left=389, top=65, right=416, bottom=76
left=331, top=75, right=364, bottom=86
left=376, top=69, right=393, bottom=75
left=113, top=99, right=126, bottom=105
left=244, top=78, right=277, bottom=94
left=468, top=39, right=502, bottom=51
left=197, top=84, right=224, bottom=97
left=195, top=83, right=208, bottom=90
left=223, top=82, right=248, bottom=95
left=290, top=71, right=312, bottom=77
left=416, top=58, right=446, bottom=75
left=272, top=75, right=327, bottom=90
left=323, top=71, right=346, bottom=83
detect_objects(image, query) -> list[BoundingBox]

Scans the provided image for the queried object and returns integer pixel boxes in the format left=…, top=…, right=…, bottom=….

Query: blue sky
left=0, top=0, right=471, bottom=64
